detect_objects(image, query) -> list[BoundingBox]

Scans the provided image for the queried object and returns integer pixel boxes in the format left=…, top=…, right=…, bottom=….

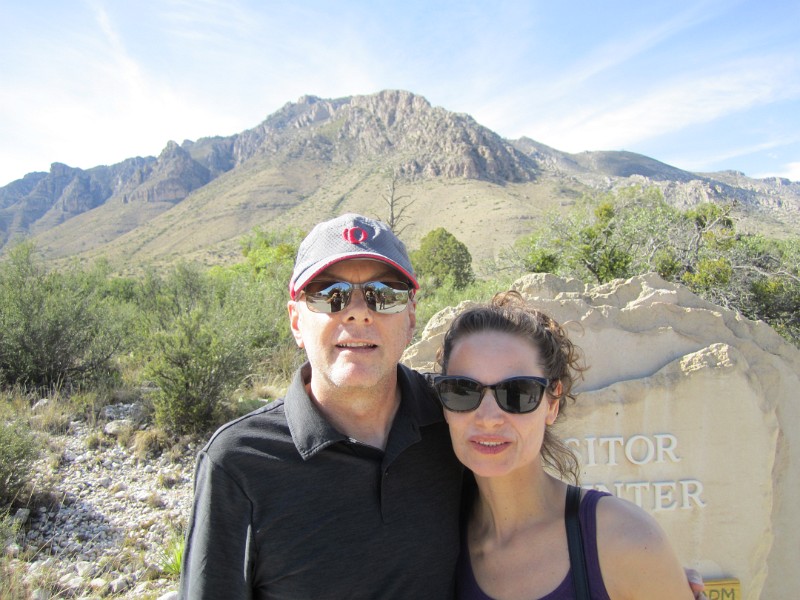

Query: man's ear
left=406, top=297, right=417, bottom=345
left=287, top=300, right=305, bottom=349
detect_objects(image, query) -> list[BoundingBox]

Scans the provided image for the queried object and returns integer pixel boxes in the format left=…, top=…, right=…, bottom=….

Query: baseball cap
left=289, top=214, right=419, bottom=299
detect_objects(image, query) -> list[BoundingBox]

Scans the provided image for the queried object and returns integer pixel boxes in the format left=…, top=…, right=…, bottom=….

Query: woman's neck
left=472, top=469, right=565, bottom=544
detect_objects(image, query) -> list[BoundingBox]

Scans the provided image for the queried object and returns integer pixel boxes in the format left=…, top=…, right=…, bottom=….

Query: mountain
left=1, top=90, right=798, bottom=272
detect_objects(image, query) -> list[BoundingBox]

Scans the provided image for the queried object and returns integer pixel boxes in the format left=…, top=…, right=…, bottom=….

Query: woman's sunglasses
left=432, top=375, right=550, bottom=414
left=301, top=280, right=413, bottom=314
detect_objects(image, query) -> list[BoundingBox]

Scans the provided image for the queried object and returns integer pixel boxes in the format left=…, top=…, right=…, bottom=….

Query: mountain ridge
left=1, top=90, right=797, bottom=271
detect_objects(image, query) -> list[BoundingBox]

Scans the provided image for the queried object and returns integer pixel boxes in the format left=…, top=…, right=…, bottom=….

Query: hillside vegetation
left=1, top=185, right=796, bottom=430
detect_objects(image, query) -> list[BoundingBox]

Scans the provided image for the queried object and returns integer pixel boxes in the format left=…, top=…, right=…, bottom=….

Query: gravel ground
left=3, top=403, right=202, bottom=599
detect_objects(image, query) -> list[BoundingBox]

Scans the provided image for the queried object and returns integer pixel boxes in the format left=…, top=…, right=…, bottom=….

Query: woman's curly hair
left=436, top=290, right=587, bottom=483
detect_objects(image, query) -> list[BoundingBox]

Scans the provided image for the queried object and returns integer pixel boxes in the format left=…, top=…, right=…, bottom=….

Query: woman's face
left=443, top=330, right=559, bottom=479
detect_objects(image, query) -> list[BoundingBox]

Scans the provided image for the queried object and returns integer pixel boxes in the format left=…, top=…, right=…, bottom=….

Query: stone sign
left=403, top=273, right=800, bottom=599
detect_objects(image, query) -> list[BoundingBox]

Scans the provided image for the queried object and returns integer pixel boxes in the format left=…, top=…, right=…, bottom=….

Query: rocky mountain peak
left=0, top=90, right=797, bottom=258
left=119, top=141, right=210, bottom=205
left=232, top=90, right=536, bottom=182
left=158, top=140, right=186, bottom=160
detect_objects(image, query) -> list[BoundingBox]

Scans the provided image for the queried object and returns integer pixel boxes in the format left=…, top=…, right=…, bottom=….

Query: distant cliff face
left=0, top=90, right=797, bottom=255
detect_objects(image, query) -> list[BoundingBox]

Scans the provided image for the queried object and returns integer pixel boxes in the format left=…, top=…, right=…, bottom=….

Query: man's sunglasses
left=432, top=375, right=550, bottom=414
left=301, top=280, right=413, bottom=314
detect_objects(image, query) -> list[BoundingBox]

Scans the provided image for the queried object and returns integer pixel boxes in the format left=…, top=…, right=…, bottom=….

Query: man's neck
left=307, top=377, right=402, bottom=450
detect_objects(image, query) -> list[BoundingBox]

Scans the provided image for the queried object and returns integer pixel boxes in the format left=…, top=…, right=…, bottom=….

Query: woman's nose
left=473, top=389, right=504, bottom=423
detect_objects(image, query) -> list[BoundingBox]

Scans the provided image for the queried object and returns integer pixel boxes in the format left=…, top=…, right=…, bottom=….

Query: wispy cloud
left=513, top=54, right=800, bottom=152
left=158, top=0, right=260, bottom=44
left=769, top=161, right=800, bottom=181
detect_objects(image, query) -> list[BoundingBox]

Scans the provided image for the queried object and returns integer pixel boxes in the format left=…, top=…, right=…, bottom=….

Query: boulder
left=403, top=272, right=800, bottom=599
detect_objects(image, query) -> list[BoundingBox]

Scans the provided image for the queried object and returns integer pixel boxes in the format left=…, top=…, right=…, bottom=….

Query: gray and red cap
left=289, top=213, right=419, bottom=299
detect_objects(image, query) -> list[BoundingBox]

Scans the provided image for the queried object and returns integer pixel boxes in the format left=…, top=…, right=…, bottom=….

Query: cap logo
left=343, top=226, right=369, bottom=244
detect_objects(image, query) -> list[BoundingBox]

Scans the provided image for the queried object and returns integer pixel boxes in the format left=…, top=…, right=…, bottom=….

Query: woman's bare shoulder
left=594, top=495, right=694, bottom=600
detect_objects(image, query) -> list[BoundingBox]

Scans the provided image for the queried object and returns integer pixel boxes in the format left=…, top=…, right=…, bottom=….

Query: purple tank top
left=455, top=489, right=612, bottom=600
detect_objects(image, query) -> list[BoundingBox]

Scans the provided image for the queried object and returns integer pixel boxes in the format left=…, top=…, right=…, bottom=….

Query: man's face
left=288, top=259, right=417, bottom=398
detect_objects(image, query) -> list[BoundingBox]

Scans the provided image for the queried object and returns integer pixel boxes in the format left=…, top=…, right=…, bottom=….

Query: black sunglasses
left=301, top=280, right=413, bottom=314
left=432, top=375, right=550, bottom=414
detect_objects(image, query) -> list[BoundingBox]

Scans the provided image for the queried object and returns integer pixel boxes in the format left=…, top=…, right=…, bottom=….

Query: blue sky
left=1, top=0, right=798, bottom=187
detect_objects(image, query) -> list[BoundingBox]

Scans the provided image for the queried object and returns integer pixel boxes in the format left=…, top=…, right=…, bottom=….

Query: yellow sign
left=704, top=578, right=741, bottom=599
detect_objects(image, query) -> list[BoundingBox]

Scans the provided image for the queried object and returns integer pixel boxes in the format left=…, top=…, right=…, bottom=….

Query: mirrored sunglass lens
left=496, top=379, right=544, bottom=413
left=305, top=282, right=353, bottom=313
left=436, top=378, right=482, bottom=411
left=364, top=282, right=410, bottom=314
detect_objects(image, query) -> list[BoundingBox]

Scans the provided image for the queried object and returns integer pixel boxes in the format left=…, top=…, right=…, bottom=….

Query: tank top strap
left=578, top=489, right=613, bottom=600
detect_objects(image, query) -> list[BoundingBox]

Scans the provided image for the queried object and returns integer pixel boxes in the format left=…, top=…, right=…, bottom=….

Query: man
left=179, top=214, right=463, bottom=599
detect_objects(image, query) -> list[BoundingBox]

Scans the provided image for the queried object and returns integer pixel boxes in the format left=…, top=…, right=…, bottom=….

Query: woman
left=432, top=291, right=697, bottom=600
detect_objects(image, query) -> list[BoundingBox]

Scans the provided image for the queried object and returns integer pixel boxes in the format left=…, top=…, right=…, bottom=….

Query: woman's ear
left=545, top=380, right=563, bottom=425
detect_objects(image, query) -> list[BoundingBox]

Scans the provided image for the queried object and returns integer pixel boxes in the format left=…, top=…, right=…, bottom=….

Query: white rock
left=104, top=419, right=133, bottom=437
left=75, top=560, right=95, bottom=577
left=31, top=398, right=50, bottom=412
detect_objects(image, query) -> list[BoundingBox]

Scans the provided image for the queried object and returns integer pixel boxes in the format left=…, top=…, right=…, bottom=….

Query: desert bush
left=0, top=419, right=38, bottom=506
left=0, top=242, right=132, bottom=389
left=135, top=228, right=305, bottom=435
left=145, top=303, right=251, bottom=435
left=141, top=261, right=295, bottom=435
left=132, top=427, right=171, bottom=460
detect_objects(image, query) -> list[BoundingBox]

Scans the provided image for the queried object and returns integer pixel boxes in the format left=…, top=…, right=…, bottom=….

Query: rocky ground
left=3, top=402, right=201, bottom=599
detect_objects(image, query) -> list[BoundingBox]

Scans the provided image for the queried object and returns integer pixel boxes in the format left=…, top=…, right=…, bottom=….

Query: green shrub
left=146, top=307, right=251, bottom=435
left=0, top=420, right=38, bottom=506
left=138, top=246, right=302, bottom=435
left=0, top=242, right=131, bottom=389
left=411, top=228, right=475, bottom=289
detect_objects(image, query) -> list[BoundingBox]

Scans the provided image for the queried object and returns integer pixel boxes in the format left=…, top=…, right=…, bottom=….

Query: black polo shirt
left=179, top=362, right=463, bottom=600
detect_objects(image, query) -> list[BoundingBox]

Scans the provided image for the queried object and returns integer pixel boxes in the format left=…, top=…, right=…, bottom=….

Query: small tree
left=239, top=227, right=303, bottom=279
left=411, top=228, right=475, bottom=289
left=380, top=170, right=416, bottom=235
